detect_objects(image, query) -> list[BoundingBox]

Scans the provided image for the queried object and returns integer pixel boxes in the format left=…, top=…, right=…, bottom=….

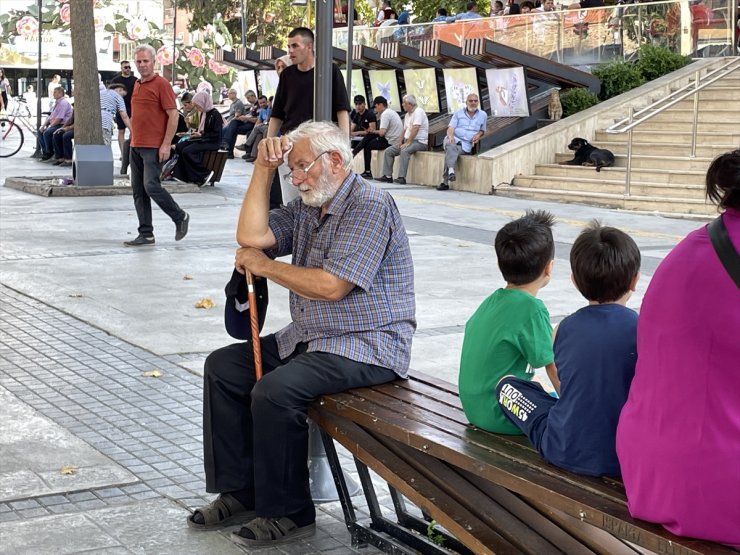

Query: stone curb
left=3, top=177, right=202, bottom=197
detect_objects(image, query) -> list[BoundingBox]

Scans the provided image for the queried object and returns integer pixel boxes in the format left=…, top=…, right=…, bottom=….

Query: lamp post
left=31, top=0, right=43, bottom=157
left=241, top=0, right=247, bottom=47
left=172, top=0, right=177, bottom=87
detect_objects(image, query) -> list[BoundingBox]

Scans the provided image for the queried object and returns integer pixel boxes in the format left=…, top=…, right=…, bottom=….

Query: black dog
left=562, top=137, right=615, bottom=172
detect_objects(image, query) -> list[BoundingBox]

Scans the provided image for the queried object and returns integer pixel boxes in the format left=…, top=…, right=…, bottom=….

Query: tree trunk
left=70, top=0, right=102, bottom=145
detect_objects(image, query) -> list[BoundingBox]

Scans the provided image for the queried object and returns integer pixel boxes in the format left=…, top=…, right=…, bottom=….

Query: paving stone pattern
left=0, top=285, right=387, bottom=554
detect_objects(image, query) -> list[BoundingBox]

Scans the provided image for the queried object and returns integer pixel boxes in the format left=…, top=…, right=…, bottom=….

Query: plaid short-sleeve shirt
left=268, top=172, right=416, bottom=376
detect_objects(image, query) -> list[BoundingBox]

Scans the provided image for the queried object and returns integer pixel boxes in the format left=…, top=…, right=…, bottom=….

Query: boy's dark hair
left=705, top=149, right=740, bottom=210
left=180, top=92, right=193, bottom=102
left=108, top=83, right=126, bottom=92
left=495, top=209, right=555, bottom=285
left=288, top=27, right=314, bottom=44
left=570, top=221, right=641, bottom=303
left=354, top=94, right=366, bottom=104
left=437, top=7, right=448, bottom=16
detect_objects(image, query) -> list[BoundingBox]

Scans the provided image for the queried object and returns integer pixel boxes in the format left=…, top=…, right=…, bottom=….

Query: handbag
left=160, top=154, right=178, bottom=181
left=223, top=268, right=269, bottom=339
left=708, top=215, right=740, bottom=289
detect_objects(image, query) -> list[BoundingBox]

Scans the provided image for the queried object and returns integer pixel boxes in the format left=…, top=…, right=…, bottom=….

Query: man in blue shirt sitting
left=446, top=1, right=483, bottom=21
left=437, top=93, right=487, bottom=191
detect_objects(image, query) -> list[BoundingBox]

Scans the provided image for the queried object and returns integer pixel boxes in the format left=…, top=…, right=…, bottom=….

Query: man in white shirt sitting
left=352, top=96, right=403, bottom=180
left=378, top=95, right=428, bottom=185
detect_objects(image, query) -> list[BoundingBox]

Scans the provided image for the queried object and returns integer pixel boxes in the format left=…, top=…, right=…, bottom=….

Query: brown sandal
left=186, top=493, right=256, bottom=531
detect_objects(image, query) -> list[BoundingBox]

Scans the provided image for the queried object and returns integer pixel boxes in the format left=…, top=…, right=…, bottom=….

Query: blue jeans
left=222, top=120, right=253, bottom=154
left=129, top=147, right=186, bottom=237
left=39, top=124, right=62, bottom=155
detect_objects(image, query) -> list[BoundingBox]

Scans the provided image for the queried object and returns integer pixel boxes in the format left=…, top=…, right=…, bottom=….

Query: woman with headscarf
left=172, top=90, right=223, bottom=186
left=274, top=55, right=292, bottom=75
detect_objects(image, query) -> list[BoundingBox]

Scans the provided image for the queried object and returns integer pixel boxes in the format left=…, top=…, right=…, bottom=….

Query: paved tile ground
left=0, top=137, right=706, bottom=553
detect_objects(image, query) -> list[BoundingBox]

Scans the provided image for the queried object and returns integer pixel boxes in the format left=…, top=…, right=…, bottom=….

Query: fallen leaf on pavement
left=143, top=369, right=163, bottom=378
left=61, top=465, right=78, bottom=475
left=68, top=293, right=83, bottom=298
left=194, top=297, right=215, bottom=309
left=183, top=275, right=193, bottom=280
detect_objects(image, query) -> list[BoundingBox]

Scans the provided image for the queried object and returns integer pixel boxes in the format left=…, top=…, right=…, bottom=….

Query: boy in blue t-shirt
left=496, top=222, right=641, bottom=476
left=459, top=210, right=557, bottom=434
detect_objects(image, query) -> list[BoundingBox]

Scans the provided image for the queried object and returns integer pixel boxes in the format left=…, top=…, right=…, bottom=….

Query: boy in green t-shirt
left=459, top=210, right=556, bottom=434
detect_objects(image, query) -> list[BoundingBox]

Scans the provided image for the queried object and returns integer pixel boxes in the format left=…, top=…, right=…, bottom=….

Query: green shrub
left=560, top=88, right=600, bottom=117
left=635, top=43, right=691, bottom=82
left=593, top=61, right=645, bottom=100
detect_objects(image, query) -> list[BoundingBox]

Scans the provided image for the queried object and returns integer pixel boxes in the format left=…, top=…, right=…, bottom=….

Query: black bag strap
left=708, top=216, right=740, bottom=289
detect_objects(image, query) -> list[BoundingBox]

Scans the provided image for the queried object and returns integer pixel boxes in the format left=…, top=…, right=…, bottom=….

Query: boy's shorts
left=115, top=112, right=126, bottom=130
left=496, top=377, right=556, bottom=452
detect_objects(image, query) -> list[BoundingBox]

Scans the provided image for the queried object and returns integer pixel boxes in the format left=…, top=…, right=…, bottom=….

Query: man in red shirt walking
left=125, top=44, right=189, bottom=247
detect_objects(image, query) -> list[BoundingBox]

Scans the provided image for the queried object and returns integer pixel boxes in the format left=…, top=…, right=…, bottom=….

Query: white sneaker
left=200, top=170, right=214, bottom=187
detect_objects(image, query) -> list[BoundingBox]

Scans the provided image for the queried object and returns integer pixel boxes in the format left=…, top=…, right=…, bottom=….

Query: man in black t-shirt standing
left=111, top=60, right=137, bottom=157
left=267, top=27, right=350, bottom=205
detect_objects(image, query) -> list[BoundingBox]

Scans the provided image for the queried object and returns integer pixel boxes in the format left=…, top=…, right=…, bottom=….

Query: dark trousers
left=121, top=139, right=131, bottom=173
left=353, top=135, right=389, bottom=173
left=51, top=129, right=71, bottom=159
left=130, top=147, right=186, bottom=237
left=222, top=120, right=253, bottom=155
left=39, top=124, right=62, bottom=155
left=172, top=139, right=219, bottom=184
left=496, top=377, right=557, bottom=453
left=203, top=335, right=397, bottom=518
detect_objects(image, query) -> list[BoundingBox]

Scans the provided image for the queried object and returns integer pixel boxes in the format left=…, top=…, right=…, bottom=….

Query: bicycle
left=0, top=96, right=38, bottom=157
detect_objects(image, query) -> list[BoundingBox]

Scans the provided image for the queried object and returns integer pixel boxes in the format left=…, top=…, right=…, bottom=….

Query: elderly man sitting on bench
left=437, top=93, right=487, bottom=191
left=187, top=120, right=416, bottom=548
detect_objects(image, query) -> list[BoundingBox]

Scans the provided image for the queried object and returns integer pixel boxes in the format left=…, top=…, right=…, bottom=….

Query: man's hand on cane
left=235, top=247, right=269, bottom=276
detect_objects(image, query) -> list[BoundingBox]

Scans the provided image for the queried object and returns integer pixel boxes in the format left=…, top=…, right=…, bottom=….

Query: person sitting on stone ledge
left=437, top=93, right=487, bottom=191
left=377, top=95, right=428, bottom=185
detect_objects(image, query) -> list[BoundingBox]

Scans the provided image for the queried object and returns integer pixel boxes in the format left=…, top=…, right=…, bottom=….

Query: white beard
left=298, top=166, right=340, bottom=208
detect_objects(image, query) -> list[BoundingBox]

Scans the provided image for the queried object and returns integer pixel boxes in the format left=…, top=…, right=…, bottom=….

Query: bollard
left=307, top=419, right=361, bottom=502
left=73, top=144, right=114, bottom=186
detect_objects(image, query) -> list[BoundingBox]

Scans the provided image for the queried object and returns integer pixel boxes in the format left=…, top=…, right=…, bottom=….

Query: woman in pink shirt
left=616, top=150, right=740, bottom=547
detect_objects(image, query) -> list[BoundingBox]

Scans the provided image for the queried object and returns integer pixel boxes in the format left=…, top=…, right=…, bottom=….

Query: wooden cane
left=246, top=270, right=263, bottom=380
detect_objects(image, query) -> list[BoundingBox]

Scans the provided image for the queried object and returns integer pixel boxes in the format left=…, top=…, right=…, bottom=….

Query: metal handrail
left=605, top=57, right=740, bottom=134
left=604, top=57, right=740, bottom=195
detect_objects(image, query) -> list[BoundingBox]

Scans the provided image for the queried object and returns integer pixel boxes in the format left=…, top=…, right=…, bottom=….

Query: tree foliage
left=178, top=0, right=305, bottom=49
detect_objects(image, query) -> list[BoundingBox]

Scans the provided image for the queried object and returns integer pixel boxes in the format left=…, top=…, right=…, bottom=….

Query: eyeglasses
left=122, top=66, right=131, bottom=70
left=467, top=99, right=479, bottom=103
left=286, top=151, right=330, bottom=183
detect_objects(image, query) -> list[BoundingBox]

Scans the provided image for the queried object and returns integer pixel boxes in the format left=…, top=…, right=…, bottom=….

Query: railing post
left=690, top=69, right=700, bottom=158
left=625, top=106, right=634, bottom=197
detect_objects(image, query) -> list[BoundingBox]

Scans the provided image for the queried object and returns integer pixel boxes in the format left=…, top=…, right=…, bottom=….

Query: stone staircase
left=495, top=72, right=740, bottom=217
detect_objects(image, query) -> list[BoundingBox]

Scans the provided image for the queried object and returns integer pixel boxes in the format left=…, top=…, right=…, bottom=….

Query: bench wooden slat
left=383, top=438, right=580, bottom=555
left=317, top=390, right=736, bottom=555
left=346, top=385, right=628, bottom=505
left=460, top=469, right=643, bottom=555
left=311, top=409, right=523, bottom=555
